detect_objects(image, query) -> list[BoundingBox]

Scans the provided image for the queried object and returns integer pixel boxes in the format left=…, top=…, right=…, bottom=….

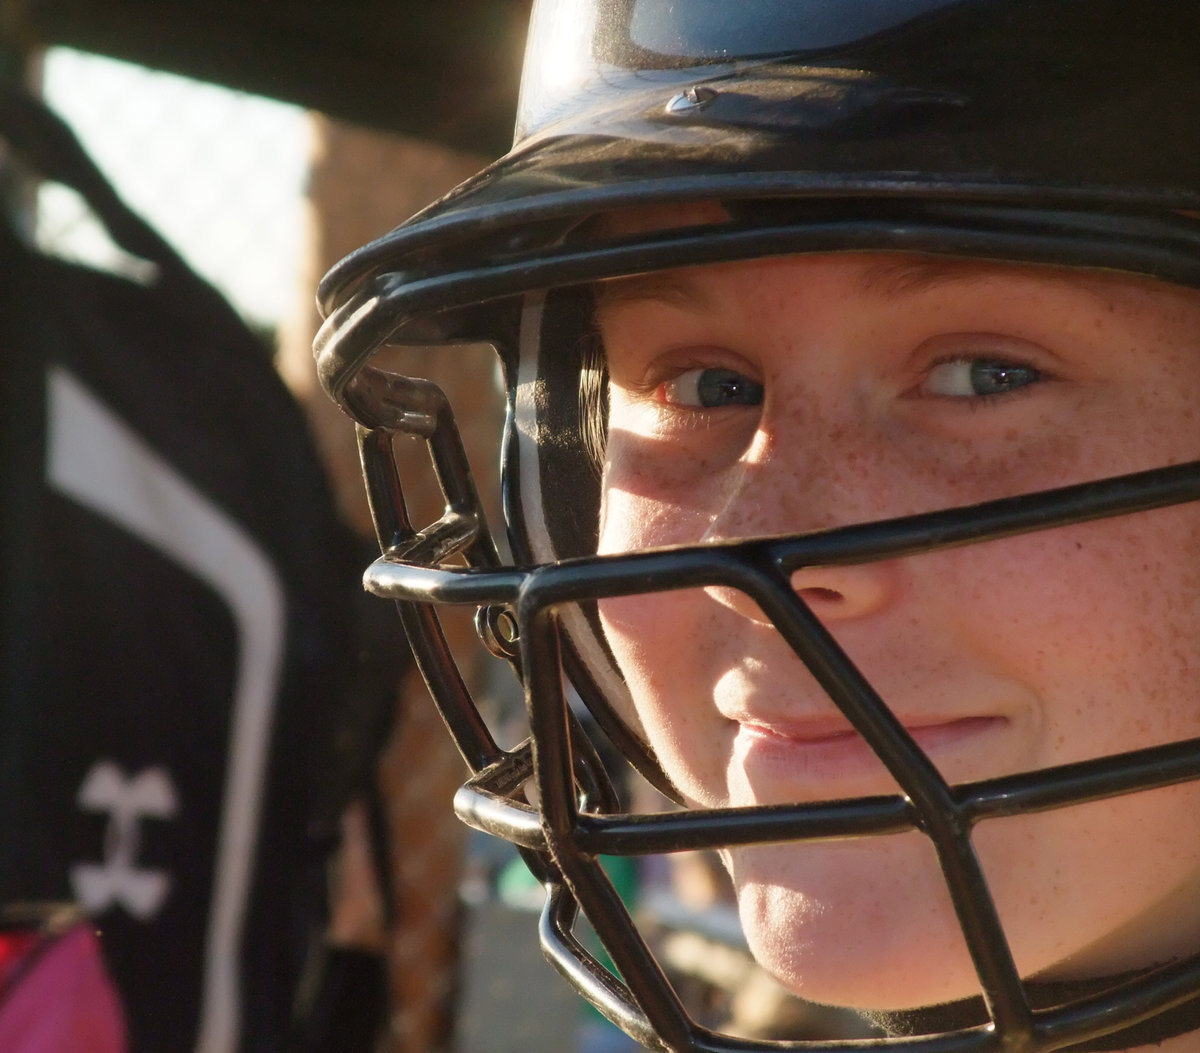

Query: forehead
left=594, top=255, right=1158, bottom=327
left=592, top=203, right=1197, bottom=320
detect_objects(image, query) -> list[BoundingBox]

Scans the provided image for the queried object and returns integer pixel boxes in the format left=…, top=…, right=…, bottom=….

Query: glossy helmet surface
left=315, top=2, right=1200, bottom=1049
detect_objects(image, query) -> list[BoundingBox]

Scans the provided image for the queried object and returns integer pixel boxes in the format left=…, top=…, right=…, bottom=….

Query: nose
left=700, top=427, right=908, bottom=627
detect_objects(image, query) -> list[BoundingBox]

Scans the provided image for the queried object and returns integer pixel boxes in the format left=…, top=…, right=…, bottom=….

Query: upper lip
left=734, top=715, right=861, bottom=742
left=728, top=712, right=989, bottom=742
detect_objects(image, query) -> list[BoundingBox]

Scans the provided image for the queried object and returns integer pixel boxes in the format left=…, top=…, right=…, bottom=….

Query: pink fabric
left=0, top=923, right=127, bottom=1052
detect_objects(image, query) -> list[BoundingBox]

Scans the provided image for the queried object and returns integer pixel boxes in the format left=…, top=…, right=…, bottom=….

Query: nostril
left=801, top=587, right=844, bottom=603
left=789, top=562, right=901, bottom=621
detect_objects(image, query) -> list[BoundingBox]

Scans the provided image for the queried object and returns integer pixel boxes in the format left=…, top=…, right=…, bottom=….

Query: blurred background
left=0, top=5, right=870, bottom=1052
left=0, top=6, right=533, bottom=1051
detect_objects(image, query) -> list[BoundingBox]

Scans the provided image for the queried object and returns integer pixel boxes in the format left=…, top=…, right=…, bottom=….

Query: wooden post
left=278, top=114, right=503, bottom=1053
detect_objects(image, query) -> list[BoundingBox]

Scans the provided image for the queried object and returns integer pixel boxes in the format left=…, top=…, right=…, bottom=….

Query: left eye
left=661, top=367, right=764, bottom=408
left=923, top=357, right=1043, bottom=398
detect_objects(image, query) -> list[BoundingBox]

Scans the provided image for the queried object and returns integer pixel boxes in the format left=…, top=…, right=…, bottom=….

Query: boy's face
left=593, top=234, right=1200, bottom=1010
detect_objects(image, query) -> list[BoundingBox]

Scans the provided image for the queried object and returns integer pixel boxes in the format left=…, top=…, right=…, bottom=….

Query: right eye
left=660, top=367, right=764, bottom=408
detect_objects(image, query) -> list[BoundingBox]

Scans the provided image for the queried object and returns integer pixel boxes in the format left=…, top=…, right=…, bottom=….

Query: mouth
left=729, top=714, right=1008, bottom=795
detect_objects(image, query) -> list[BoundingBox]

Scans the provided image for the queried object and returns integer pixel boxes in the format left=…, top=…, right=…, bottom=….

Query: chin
left=726, top=836, right=986, bottom=1011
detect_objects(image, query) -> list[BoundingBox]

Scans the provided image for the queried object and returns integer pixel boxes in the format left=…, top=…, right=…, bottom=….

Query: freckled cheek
left=597, top=446, right=733, bottom=757
left=596, top=467, right=740, bottom=772
left=598, top=465, right=719, bottom=552
left=940, top=508, right=1200, bottom=755
left=600, top=406, right=751, bottom=548
left=1080, top=511, right=1200, bottom=742
left=598, top=588, right=719, bottom=696
left=598, top=589, right=734, bottom=801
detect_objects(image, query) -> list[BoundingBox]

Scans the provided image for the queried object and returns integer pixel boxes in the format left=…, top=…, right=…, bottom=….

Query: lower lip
left=732, top=716, right=1004, bottom=789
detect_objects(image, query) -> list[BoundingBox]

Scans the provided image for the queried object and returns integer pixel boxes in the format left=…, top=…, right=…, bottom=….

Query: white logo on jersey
left=71, top=761, right=179, bottom=920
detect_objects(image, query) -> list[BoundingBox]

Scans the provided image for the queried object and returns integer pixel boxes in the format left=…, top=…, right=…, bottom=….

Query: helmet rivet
left=666, top=85, right=717, bottom=115
left=476, top=604, right=521, bottom=661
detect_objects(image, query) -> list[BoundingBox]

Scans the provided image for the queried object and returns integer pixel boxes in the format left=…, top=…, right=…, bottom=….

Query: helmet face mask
left=316, top=2, right=1200, bottom=1049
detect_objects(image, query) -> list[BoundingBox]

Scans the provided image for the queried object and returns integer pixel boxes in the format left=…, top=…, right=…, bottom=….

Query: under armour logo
left=71, top=762, right=179, bottom=920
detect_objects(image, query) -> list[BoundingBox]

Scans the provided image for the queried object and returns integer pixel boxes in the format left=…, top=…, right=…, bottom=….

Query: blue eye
left=663, top=367, right=764, bottom=408
left=924, top=358, right=1042, bottom=398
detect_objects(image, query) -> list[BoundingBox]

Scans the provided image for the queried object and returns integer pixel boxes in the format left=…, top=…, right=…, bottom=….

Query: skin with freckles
left=590, top=208, right=1200, bottom=1039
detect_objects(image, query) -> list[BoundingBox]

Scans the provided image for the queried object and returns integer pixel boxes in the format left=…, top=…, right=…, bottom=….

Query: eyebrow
left=857, top=255, right=1146, bottom=315
left=856, top=256, right=1026, bottom=297
left=593, top=272, right=715, bottom=313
